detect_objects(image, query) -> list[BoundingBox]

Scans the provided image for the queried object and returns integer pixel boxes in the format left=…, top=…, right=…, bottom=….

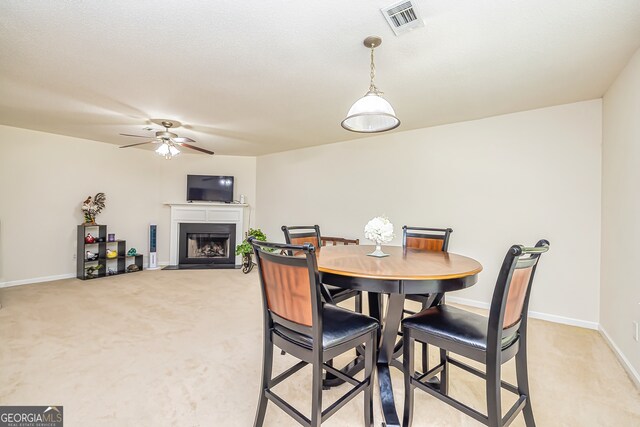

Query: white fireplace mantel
left=166, top=202, right=249, bottom=266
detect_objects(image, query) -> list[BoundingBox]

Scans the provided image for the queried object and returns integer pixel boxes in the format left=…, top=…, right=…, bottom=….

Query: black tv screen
left=187, top=175, right=234, bottom=202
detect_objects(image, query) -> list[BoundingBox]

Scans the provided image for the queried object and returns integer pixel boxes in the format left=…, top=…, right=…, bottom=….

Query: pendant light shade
left=341, top=92, right=400, bottom=133
left=341, top=36, right=400, bottom=133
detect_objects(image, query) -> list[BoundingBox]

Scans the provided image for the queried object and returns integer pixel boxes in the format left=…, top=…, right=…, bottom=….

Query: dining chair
left=401, top=240, right=549, bottom=427
left=250, top=237, right=379, bottom=427
left=402, top=226, right=454, bottom=372
left=282, top=225, right=361, bottom=311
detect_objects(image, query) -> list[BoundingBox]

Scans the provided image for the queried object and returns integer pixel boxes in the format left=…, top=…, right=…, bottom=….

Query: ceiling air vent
left=381, top=1, right=425, bottom=36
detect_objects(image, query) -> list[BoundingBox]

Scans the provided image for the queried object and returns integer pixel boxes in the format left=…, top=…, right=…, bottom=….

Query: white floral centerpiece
left=364, top=216, right=394, bottom=257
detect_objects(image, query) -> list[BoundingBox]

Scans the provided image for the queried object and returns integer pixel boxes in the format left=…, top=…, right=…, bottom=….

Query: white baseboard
left=446, top=296, right=599, bottom=330
left=146, top=261, right=170, bottom=270
left=527, top=309, right=599, bottom=330
left=0, top=273, right=76, bottom=289
left=599, top=326, right=640, bottom=389
left=146, top=260, right=167, bottom=271
left=0, top=263, right=173, bottom=288
left=446, top=296, right=490, bottom=310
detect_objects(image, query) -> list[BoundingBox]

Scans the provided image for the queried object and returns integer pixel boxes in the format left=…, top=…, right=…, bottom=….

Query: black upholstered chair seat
left=403, top=305, right=490, bottom=351
left=402, top=305, right=518, bottom=357
left=274, top=304, right=379, bottom=350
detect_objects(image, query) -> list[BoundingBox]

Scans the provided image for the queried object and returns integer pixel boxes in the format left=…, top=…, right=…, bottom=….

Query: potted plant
left=236, top=228, right=268, bottom=273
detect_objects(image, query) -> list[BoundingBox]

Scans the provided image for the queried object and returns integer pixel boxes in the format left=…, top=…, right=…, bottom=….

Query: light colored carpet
left=0, top=270, right=639, bottom=426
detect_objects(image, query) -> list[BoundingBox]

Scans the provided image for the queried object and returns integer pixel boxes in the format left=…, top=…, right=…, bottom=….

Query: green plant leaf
left=236, top=227, right=270, bottom=255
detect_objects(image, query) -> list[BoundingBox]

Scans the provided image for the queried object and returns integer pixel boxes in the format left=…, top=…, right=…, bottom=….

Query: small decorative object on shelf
left=107, top=268, right=117, bottom=276
left=85, top=264, right=102, bottom=279
left=81, top=192, right=106, bottom=225
left=127, top=264, right=140, bottom=272
left=108, top=233, right=115, bottom=242
left=127, top=248, right=137, bottom=256
left=106, top=249, right=118, bottom=259
left=86, top=250, right=98, bottom=261
left=236, top=228, right=269, bottom=274
left=364, top=216, right=395, bottom=257
left=85, top=233, right=95, bottom=244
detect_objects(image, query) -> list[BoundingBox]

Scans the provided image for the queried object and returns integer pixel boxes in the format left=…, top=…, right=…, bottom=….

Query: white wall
left=601, top=47, right=640, bottom=380
left=0, top=125, right=256, bottom=285
left=256, top=100, right=602, bottom=326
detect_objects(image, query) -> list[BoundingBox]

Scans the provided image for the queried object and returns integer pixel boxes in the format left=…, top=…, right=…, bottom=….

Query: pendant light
left=341, top=36, right=400, bottom=133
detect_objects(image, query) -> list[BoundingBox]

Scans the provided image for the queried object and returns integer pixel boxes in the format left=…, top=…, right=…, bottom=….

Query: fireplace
left=167, top=203, right=247, bottom=268
left=178, top=223, right=236, bottom=268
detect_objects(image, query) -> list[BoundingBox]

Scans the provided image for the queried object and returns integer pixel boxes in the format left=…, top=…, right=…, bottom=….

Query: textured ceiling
left=1, top=0, right=640, bottom=156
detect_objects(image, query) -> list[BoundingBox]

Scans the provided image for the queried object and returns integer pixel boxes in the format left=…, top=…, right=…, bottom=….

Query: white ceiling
left=1, top=1, right=640, bottom=156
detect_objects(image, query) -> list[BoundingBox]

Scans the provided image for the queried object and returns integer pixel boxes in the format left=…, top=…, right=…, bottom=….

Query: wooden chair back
left=402, top=226, right=453, bottom=252
left=250, top=238, right=323, bottom=335
left=281, top=225, right=321, bottom=255
left=488, top=240, right=549, bottom=351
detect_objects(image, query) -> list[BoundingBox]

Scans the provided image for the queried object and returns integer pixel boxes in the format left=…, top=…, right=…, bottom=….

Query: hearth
left=178, top=223, right=236, bottom=268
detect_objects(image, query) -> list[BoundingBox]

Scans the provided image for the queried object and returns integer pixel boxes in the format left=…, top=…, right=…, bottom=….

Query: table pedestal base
left=372, top=292, right=405, bottom=427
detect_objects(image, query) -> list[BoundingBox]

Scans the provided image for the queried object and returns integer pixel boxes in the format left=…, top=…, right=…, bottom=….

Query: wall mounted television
left=187, top=175, right=234, bottom=203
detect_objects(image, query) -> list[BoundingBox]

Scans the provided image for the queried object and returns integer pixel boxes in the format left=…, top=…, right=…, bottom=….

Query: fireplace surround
left=167, top=203, right=248, bottom=268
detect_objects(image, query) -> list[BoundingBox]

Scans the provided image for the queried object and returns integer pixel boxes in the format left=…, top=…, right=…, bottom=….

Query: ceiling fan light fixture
left=155, top=142, right=169, bottom=156
left=341, top=36, right=400, bottom=133
left=155, top=141, right=180, bottom=159
left=119, top=119, right=214, bottom=156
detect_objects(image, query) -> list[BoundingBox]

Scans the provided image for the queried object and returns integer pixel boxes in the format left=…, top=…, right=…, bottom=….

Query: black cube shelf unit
left=77, top=224, right=143, bottom=280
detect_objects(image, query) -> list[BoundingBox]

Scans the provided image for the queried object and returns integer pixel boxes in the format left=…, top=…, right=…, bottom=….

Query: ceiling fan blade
left=177, top=143, right=215, bottom=155
left=172, top=136, right=196, bottom=143
left=119, top=141, right=156, bottom=148
left=120, top=133, right=152, bottom=138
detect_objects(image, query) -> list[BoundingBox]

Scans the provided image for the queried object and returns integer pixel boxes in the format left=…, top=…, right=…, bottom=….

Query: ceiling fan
left=119, top=120, right=214, bottom=158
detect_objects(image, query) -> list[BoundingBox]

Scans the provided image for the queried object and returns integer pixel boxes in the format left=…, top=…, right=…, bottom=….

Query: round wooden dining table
left=317, top=245, right=482, bottom=427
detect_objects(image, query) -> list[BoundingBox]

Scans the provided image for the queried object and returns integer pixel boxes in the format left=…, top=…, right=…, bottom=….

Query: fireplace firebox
left=178, top=223, right=236, bottom=268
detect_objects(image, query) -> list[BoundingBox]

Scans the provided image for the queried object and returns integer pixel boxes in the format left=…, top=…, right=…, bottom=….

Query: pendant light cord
left=369, top=44, right=383, bottom=95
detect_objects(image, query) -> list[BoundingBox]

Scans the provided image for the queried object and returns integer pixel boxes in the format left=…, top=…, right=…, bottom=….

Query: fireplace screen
left=178, top=223, right=236, bottom=266
left=186, top=233, right=229, bottom=258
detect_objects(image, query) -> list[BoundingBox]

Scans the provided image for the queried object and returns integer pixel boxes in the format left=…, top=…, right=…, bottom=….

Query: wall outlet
left=634, top=321, right=639, bottom=342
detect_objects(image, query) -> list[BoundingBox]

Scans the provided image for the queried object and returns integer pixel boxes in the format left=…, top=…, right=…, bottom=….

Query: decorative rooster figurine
left=81, top=192, right=106, bottom=224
